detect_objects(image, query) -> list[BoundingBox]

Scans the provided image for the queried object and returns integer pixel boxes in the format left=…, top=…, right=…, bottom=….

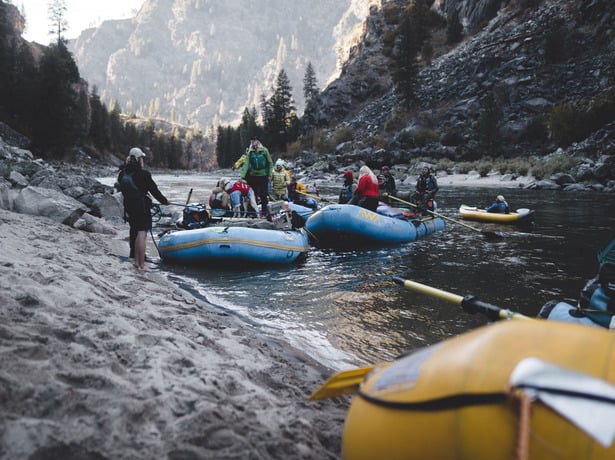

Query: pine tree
left=302, top=62, right=320, bottom=134
left=32, top=41, right=84, bottom=155
left=262, top=69, right=297, bottom=153
left=446, top=10, right=463, bottom=45
left=303, top=61, right=319, bottom=103
left=47, top=0, right=68, bottom=45
left=390, top=0, right=431, bottom=108
left=476, top=92, right=503, bottom=152
left=239, top=106, right=258, bottom=150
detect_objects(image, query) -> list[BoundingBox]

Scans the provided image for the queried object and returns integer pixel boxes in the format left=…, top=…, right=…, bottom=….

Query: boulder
left=14, top=186, right=89, bottom=224
left=73, top=213, right=118, bottom=235
left=0, top=178, right=13, bottom=210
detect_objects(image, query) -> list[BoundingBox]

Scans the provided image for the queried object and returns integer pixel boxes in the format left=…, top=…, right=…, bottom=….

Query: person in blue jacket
left=486, top=195, right=509, bottom=213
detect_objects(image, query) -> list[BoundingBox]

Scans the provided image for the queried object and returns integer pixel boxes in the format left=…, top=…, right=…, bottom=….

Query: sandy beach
left=0, top=208, right=347, bottom=459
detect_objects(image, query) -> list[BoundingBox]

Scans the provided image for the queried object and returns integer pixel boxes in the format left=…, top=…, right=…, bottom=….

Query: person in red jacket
left=350, top=165, right=380, bottom=212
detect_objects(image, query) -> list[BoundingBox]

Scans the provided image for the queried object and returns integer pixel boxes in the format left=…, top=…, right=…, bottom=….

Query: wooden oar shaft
left=388, top=195, right=483, bottom=233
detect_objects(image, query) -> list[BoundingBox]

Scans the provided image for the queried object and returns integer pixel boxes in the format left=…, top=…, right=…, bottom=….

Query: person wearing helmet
left=117, top=147, right=169, bottom=271
left=486, top=195, right=510, bottom=213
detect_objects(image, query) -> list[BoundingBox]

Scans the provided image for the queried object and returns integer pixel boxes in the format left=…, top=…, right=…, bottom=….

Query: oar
left=185, top=188, right=193, bottom=205
left=309, top=364, right=381, bottom=400
left=388, top=195, right=499, bottom=237
left=301, top=191, right=329, bottom=202
left=392, top=277, right=532, bottom=321
left=310, top=278, right=533, bottom=401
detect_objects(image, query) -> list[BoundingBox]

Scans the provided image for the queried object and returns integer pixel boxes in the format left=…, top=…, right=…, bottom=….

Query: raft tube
left=343, top=320, right=615, bottom=459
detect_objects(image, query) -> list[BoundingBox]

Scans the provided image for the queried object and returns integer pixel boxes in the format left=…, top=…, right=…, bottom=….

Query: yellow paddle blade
left=309, top=364, right=385, bottom=400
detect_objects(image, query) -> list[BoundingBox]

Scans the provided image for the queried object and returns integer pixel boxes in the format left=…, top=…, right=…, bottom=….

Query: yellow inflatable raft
left=342, top=321, right=615, bottom=459
left=459, top=204, right=534, bottom=224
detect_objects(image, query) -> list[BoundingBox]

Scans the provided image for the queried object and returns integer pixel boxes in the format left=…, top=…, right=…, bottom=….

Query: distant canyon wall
left=70, top=0, right=379, bottom=129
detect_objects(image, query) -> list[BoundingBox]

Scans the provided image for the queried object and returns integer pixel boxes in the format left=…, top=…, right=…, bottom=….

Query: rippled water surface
left=103, top=173, right=615, bottom=370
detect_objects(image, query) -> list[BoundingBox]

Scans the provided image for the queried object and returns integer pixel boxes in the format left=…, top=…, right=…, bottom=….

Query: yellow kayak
left=342, top=320, right=615, bottom=459
left=459, top=204, right=534, bottom=224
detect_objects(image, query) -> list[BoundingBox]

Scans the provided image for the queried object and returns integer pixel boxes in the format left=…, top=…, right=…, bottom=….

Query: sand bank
left=0, top=209, right=347, bottom=459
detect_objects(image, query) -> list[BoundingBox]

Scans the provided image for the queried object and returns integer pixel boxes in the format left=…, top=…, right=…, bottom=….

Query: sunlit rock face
left=70, top=0, right=376, bottom=128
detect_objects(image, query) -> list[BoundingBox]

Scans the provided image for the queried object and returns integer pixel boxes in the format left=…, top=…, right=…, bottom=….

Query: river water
left=101, top=173, right=615, bottom=371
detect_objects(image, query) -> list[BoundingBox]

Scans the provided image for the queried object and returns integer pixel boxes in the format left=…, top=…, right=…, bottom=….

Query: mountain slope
left=314, top=0, right=614, bottom=164
left=70, top=0, right=377, bottom=129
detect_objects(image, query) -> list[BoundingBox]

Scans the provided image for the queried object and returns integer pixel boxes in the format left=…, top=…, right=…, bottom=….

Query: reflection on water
left=102, top=173, right=615, bottom=370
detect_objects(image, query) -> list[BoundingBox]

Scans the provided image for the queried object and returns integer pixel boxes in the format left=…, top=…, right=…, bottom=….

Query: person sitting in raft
left=339, top=171, right=357, bottom=204
left=271, top=159, right=291, bottom=200
left=209, top=178, right=232, bottom=215
left=350, top=165, right=380, bottom=212
left=288, top=177, right=318, bottom=210
left=224, top=178, right=259, bottom=217
left=539, top=238, right=615, bottom=329
left=414, top=166, right=439, bottom=215
left=486, top=195, right=510, bottom=213
left=378, top=165, right=397, bottom=204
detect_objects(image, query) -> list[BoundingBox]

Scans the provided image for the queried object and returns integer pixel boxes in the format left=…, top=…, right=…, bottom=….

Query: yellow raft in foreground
left=459, top=204, right=535, bottom=224
left=336, top=321, right=615, bottom=459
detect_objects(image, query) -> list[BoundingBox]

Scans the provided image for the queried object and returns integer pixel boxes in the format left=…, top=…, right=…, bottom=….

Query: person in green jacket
left=241, top=137, right=273, bottom=218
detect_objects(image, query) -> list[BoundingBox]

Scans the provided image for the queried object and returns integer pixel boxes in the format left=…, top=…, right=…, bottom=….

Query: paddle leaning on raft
left=459, top=204, right=535, bottom=225
left=304, top=204, right=445, bottom=247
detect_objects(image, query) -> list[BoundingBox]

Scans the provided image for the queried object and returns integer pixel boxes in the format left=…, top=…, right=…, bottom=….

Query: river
left=101, top=173, right=615, bottom=371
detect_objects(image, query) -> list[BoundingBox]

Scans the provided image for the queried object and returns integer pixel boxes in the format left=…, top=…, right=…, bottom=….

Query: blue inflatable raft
left=304, top=204, right=445, bottom=247
left=158, top=226, right=309, bottom=265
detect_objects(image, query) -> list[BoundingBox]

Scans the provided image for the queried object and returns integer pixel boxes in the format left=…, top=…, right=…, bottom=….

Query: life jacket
left=417, top=174, right=436, bottom=193
left=228, top=180, right=251, bottom=195
left=340, top=184, right=353, bottom=204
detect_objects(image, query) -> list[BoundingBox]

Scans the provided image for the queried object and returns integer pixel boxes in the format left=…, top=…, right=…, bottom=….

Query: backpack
left=181, top=204, right=210, bottom=229
left=119, top=172, right=150, bottom=217
left=249, top=150, right=267, bottom=170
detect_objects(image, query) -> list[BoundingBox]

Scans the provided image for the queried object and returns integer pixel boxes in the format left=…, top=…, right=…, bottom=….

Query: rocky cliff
left=314, top=0, right=614, bottom=167
left=70, top=0, right=377, bottom=128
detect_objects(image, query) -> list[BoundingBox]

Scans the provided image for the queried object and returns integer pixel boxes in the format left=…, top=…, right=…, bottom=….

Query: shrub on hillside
left=332, top=126, right=355, bottom=146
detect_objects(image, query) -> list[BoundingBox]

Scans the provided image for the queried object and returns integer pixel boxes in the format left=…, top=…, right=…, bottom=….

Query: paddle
left=310, top=279, right=532, bottom=401
left=392, top=277, right=532, bottom=321
left=309, top=364, right=380, bottom=400
left=388, top=195, right=500, bottom=237
left=301, top=191, right=329, bottom=202
left=185, top=188, right=193, bottom=205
